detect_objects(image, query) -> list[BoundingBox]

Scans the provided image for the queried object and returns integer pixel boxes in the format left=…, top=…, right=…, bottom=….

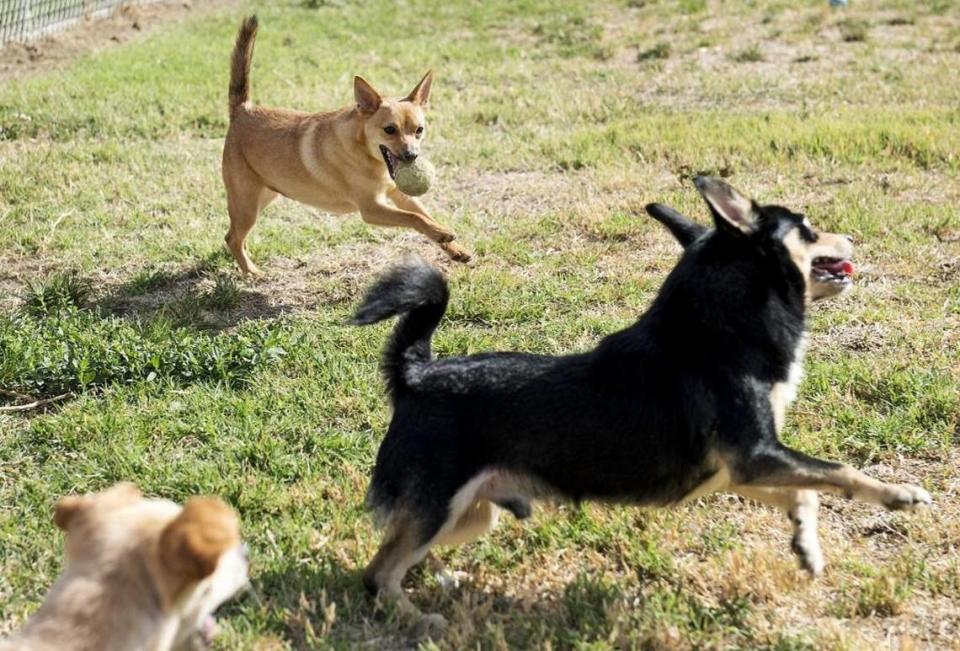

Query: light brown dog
left=0, top=483, right=248, bottom=651
left=221, top=15, right=471, bottom=275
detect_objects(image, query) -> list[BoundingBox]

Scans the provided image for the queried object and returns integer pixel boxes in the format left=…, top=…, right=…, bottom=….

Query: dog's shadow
left=97, top=253, right=289, bottom=331
left=227, top=557, right=613, bottom=649
left=235, top=560, right=421, bottom=649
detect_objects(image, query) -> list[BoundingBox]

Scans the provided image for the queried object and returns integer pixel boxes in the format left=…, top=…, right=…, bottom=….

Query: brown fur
left=221, top=15, right=470, bottom=275
left=1, top=483, right=247, bottom=651
left=156, top=497, right=241, bottom=602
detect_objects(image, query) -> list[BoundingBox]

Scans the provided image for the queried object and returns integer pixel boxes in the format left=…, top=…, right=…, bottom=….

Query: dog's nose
left=401, top=151, right=418, bottom=162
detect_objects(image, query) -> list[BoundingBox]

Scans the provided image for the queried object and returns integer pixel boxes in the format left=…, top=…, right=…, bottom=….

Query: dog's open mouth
left=812, top=256, right=855, bottom=285
left=379, top=145, right=397, bottom=180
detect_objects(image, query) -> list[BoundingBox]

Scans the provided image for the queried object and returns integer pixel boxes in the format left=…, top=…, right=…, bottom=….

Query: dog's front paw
left=440, top=241, right=473, bottom=263
left=883, top=483, right=931, bottom=511
left=791, top=529, right=825, bottom=577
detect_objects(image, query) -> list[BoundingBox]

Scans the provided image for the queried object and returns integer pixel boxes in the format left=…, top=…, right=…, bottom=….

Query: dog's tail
left=351, top=259, right=449, bottom=399
left=229, top=15, right=259, bottom=118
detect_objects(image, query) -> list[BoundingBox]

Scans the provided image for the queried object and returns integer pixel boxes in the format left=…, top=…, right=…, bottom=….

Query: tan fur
left=679, top=457, right=732, bottom=504
left=155, top=497, right=241, bottom=603
left=363, top=512, right=432, bottom=616
left=732, top=486, right=824, bottom=575
left=745, top=461, right=930, bottom=508
left=2, top=483, right=247, bottom=651
left=783, top=228, right=853, bottom=301
left=222, top=16, right=470, bottom=275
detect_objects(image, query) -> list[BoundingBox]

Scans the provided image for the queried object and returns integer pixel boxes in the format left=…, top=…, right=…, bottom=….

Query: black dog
left=353, top=177, right=930, bottom=625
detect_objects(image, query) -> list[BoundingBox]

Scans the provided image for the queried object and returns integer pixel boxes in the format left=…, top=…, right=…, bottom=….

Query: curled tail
left=351, top=260, right=449, bottom=398
left=229, top=15, right=259, bottom=118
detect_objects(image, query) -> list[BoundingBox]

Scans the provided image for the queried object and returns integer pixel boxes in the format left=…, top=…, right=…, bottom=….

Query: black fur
left=351, top=260, right=449, bottom=399
left=646, top=203, right=708, bottom=247
left=355, top=177, right=828, bottom=547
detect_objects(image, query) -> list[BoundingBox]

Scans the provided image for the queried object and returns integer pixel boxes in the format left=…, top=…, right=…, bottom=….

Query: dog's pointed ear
left=54, top=494, right=94, bottom=531
left=404, top=70, right=433, bottom=106
left=354, top=76, right=383, bottom=113
left=159, top=497, right=240, bottom=583
left=693, top=176, right=758, bottom=236
left=645, top=203, right=709, bottom=249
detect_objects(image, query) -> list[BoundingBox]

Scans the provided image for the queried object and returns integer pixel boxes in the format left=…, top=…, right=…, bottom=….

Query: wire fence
left=0, top=1, right=157, bottom=45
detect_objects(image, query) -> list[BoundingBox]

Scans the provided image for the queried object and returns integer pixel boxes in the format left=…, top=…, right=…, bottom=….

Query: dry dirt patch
left=0, top=0, right=240, bottom=82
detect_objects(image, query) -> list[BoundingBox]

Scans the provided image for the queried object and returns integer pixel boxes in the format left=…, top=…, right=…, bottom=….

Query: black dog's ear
left=645, top=203, right=709, bottom=249
left=693, top=176, right=758, bottom=236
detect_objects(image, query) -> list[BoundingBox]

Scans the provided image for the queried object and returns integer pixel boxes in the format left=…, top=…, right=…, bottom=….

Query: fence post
left=15, top=0, right=35, bottom=43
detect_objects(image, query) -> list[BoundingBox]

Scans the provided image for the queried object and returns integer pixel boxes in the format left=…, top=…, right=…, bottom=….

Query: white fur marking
left=443, top=471, right=496, bottom=535
left=299, top=121, right=322, bottom=180
left=771, top=334, right=807, bottom=432
left=791, top=490, right=824, bottom=575
left=172, top=545, right=249, bottom=649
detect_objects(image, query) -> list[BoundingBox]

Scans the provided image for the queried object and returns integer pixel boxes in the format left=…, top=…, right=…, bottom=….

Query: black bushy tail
left=351, top=260, right=449, bottom=398
left=229, top=15, right=259, bottom=118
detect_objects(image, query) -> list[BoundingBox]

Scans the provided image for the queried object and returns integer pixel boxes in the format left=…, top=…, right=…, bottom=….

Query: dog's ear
left=354, top=76, right=383, bottom=113
left=404, top=70, right=433, bottom=106
left=55, top=482, right=142, bottom=531
left=693, top=176, right=758, bottom=236
left=159, top=497, right=240, bottom=582
left=54, top=494, right=94, bottom=531
left=645, top=203, right=709, bottom=249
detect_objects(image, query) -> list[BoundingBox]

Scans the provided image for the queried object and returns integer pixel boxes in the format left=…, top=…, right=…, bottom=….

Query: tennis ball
left=394, top=157, right=435, bottom=197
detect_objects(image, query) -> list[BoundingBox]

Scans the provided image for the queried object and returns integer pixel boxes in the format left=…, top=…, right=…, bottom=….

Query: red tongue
left=820, top=260, right=855, bottom=276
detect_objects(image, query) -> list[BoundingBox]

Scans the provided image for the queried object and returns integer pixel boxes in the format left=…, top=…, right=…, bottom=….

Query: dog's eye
left=799, top=224, right=818, bottom=242
left=383, top=125, right=397, bottom=135
left=415, top=126, right=424, bottom=137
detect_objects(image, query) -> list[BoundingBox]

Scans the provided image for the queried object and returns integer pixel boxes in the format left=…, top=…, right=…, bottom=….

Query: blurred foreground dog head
left=3, top=482, right=247, bottom=651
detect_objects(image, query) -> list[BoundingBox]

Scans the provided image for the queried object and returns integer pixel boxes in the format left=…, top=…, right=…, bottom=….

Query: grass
left=731, top=44, right=765, bottom=63
left=1, top=0, right=959, bottom=649
left=838, top=18, right=871, bottom=42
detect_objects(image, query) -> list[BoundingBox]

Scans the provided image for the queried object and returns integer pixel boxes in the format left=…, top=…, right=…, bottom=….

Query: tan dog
left=0, top=483, right=248, bottom=651
left=222, top=15, right=471, bottom=275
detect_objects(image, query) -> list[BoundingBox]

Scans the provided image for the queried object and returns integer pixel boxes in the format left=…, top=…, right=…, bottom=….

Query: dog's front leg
left=730, top=443, right=931, bottom=511
left=385, top=189, right=473, bottom=263
left=731, top=486, right=824, bottom=575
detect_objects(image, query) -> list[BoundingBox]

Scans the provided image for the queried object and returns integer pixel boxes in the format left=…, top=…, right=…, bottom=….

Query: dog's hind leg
left=732, top=486, right=824, bottom=575
left=730, top=444, right=931, bottom=511
left=363, top=510, right=449, bottom=636
left=363, top=515, right=436, bottom=612
left=223, top=158, right=276, bottom=275
left=424, top=500, right=500, bottom=591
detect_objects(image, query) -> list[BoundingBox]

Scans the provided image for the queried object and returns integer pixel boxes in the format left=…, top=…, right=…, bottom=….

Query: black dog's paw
left=883, top=484, right=932, bottom=511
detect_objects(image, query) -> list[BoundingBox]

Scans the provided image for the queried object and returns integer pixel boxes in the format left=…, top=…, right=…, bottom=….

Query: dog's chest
left=769, top=334, right=807, bottom=433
